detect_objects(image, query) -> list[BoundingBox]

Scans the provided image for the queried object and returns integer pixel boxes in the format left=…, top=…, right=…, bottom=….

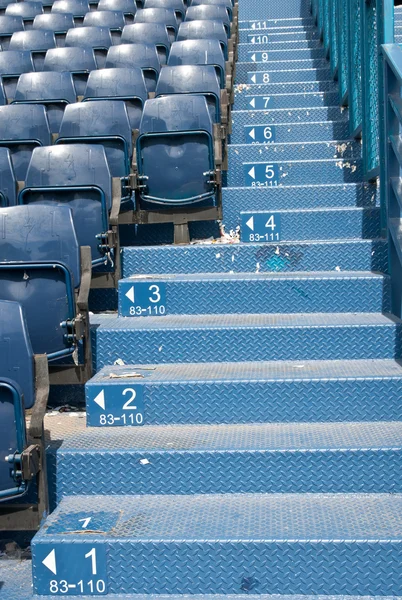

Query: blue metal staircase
left=2, top=0, right=402, bottom=598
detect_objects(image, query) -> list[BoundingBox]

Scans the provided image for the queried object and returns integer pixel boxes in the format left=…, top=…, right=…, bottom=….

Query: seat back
left=57, top=100, right=132, bottom=177
left=121, top=22, right=170, bottom=64
left=33, top=13, right=74, bottom=46
left=0, top=50, right=34, bottom=100
left=83, top=9, right=124, bottom=42
left=0, top=15, right=24, bottom=50
left=144, top=0, right=185, bottom=23
left=106, top=43, right=160, bottom=92
left=0, top=147, right=17, bottom=206
left=0, top=204, right=81, bottom=358
left=84, top=67, right=147, bottom=129
left=185, top=4, right=230, bottom=35
left=44, top=46, right=97, bottom=95
left=0, top=300, right=34, bottom=409
left=190, top=0, right=232, bottom=21
left=0, top=104, right=51, bottom=180
left=137, top=95, right=215, bottom=205
left=168, top=39, right=225, bottom=87
left=177, top=19, right=228, bottom=59
left=97, top=0, right=136, bottom=23
left=0, top=0, right=17, bottom=16
left=65, top=26, right=113, bottom=67
left=9, top=29, right=56, bottom=68
left=51, top=0, right=90, bottom=24
left=20, top=144, right=112, bottom=264
left=134, top=8, right=178, bottom=42
left=156, top=64, right=220, bottom=122
left=13, top=71, right=76, bottom=133
left=5, top=1, right=44, bottom=29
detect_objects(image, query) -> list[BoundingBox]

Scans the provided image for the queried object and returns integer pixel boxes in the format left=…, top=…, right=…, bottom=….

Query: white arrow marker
left=42, top=549, right=57, bottom=576
left=251, top=53, right=256, bottom=62
left=248, top=166, right=256, bottom=179
left=248, top=128, right=256, bottom=140
left=251, top=22, right=255, bottom=29
left=249, top=98, right=256, bottom=108
left=246, top=216, right=254, bottom=231
left=79, top=517, right=92, bottom=529
left=251, top=74, right=256, bottom=83
left=93, top=389, right=105, bottom=410
left=251, top=36, right=255, bottom=43
left=125, top=285, right=135, bottom=304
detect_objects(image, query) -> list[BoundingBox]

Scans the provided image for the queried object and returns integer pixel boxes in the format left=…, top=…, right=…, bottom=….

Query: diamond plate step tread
left=222, top=184, right=378, bottom=230
left=91, top=312, right=402, bottom=367
left=237, top=59, right=330, bottom=79
left=238, top=46, right=326, bottom=61
left=235, top=81, right=338, bottom=95
left=229, top=141, right=361, bottom=161
left=236, top=40, right=323, bottom=51
left=117, top=271, right=390, bottom=315
left=228, top=159, right=363, bottom=186
left=239, top=29, right=320, bottom=42
left=239, top=18, right=315, bottom=28
left=232, top=107, right=348, bottom=127
left=238, top=0, right=312, bottom=19
left=234, top=90, right=340, bottom=110
left=46, top=414, right=402, bottom=500
left=239, top=67, right=332, bottom=84
left=32, top=493, right=402, bottom=595
left=230, top=120, right=351, bottom=144
left=121, top=239, right=388, bottom=274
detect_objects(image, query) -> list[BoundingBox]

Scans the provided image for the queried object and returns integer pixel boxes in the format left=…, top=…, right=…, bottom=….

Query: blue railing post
left=336, top=0, right=349, bottom=105
left=348, top=0, right=363, bottom=138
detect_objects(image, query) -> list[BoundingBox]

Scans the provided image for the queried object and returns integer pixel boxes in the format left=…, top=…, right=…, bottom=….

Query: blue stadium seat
left=57, top=100, right=133, bottom=182
left=13, top=71, right=76, bottom=133
left=65, top=26, right=113, bottom=68
left=0, top=147, right=17, bottom=206
left=44, top=46, right=97, bottom=95
left=0, top=50, right=34, bottom=101
left=144, top=0, right=185, bottom=23
left=121, top=22, right=170, bottom=63
left=185, top=5, right=230, bottom=36
left=84, top=67, right=147, bottom=129
left=0, top=204, right=84, bottom=359
left=33, top=13, right=75, bottom=47
left=0, top=15, right=24, bottom=50
left=51, top=0, right=90, bottom=25
left=190, top=0, right=234, bottom=23
left=135, top=95, right=219, bottom=206
left=0, top=104, right=51, bottom=181
left=97, top=0, right=136, bottom=23
left=19, top=144, right=117, bottom=266
left=9, top=29, right=57, bottom=69
left=5, top=1, right=44, bottom=29
left=168, top=39, right=228, bottom=90
left=134, top=8, right=178, bottom=43
left=106, top=43, right=160, bottom=92
left=83, top=10, right=125, bottom=43
left=177, top=19, right=229, bottom=60
left=0, top=0, right=17, bottom=16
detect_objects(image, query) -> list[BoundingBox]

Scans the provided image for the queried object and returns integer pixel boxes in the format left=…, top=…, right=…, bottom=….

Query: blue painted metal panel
left=232, top=106, right=348, bottom=128
left=235, top=91, right=339, bottom=110
left=240, top=47, right=326, bottom=61
left=232, top=121, right=350, bottom=144
left=235, top=80, right=338, bottom=96
left=242, top=29, right=319, bottom=43
left=246, top=67, right=332, bottom=84
left=229, top=141, right=361, bottom=159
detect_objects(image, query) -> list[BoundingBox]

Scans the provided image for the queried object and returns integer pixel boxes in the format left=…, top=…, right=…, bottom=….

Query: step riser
left=49, top=448, right=402, bottom=506
left=234, top=91, right=340, bottom=110
left=92, top=322, right=402, bottom=368
left=229, top=142, right=361, bottom=162
left=121, top=241, right=388, bottom=275
left=231, top=121, right=350, bottom=144
left=238, top=46, right=326, bottom=61
left=237, top=59, right=330, bottom=79
left=117, top=275, right=389, bottom=316
left=242, top=68, right=333, bottom=84
left=232, top=107, right=347, bottom=128
left=239, top=30, right=320, bottom=42
left=228, top=160, right=363, bottom=187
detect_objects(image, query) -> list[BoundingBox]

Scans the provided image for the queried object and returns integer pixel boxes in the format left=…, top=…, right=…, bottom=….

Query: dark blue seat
left=0, top=50, right=34, bottom=101
left=0, top=147, right=17, bottom=206
left=51, top=0, right=90, bottom=25
left=19, top=144, right=114, bottom=265
left=144, top=0, right=185, bottom=23
left=0, top=104, right=51, bottom=181
left=9, top=29, right=57, bottom=69
left=190, top=0, right=233, bottom=22
left=33, top=13, right=75, bottom=47
left=136, top=95, right=217, bottom=206
left=177, top=20, right=229, bottom=60
left=83, top=9, right=124, bottom=43
left=84, top=68, right=147, bottom=129
left=106, top=43, right=160, bottom=92
left=156, top=64, right=221, bottom=122
left=168, top=39, right=227, bottom=88
left=0, top=204, right=81, bottom=359
left=13, top=71, right=76, bottom=134
left=97, top=0, right=136, bottom=23
left=185, top=4, right=230, bottom=36
left=0, top=0, right=17, bottom=16
left=0, top=300, right=34, bottom=409
left=44, top=46, right=97, bottom=95
left=134, top=8, right=178, bottom=43
left=121, top=22, right=170, bottom=64
left=5, top=1, right=44, bottom=29
left=57, top=100, right=133, bottom=180
left=0, top=15, right=24, bottom=50
left=65, top=26, right=113, bottom=67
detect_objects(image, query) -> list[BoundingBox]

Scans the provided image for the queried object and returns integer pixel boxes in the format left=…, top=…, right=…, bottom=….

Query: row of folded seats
left=0, top=0, right=237, bottom=503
